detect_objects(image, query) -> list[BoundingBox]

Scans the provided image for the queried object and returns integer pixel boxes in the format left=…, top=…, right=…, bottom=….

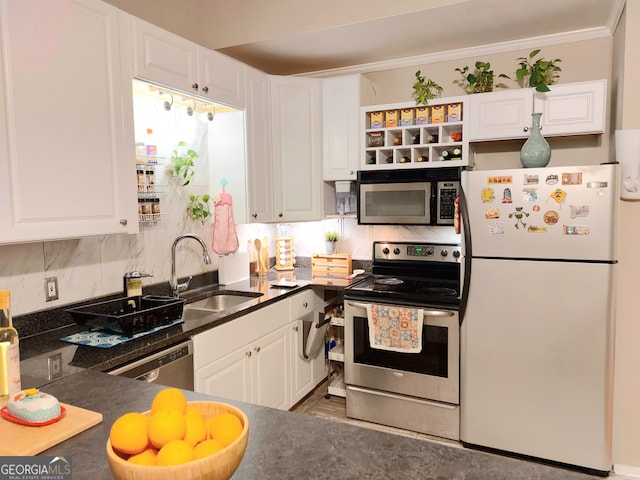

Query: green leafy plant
left=412, top=71, right=443, bottom=105
left=187, top=194, right=212, bottom=224
left=168, top=141, right=198, bottom=186
left=325, top=231, right=339, bottom=242
left=455, top=61, right=510, bottom=94
left=516, top=49, right=562, bottom=92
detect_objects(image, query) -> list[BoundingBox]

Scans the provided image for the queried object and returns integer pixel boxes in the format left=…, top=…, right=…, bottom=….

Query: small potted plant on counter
left=325, top=231, right=339, bottom=254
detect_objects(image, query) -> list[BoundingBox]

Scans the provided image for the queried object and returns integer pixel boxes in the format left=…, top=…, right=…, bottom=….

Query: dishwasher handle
left=139, top=369, right=160, bottom=383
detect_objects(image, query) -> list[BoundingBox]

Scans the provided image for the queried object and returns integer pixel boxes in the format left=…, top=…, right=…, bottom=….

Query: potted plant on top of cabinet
left=454, top=61, right=510, bottom=93
left=516, top=49, right=562, bottom=92
left=412, top=71, right=443, bottom=105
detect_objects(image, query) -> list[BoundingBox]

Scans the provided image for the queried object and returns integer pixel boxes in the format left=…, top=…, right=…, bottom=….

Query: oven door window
left=353, top=313, right=448, bottom=377
left=359, top=182, right=430, bottom=224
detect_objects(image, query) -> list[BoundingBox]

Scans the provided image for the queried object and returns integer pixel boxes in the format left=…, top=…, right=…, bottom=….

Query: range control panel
left=374, top=242, right=462, bottom=263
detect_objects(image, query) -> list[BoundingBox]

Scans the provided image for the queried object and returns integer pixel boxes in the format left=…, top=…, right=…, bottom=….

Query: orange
left=151, top=388, right=187, bottom=415
left=183, top=406, right=207, bottom=447
left=127, top=447, right=157, bottom=466
left=208, top=413, right=243, bottom=447
left=193, top=438, right=225, bottom=459
left=109, top=412, right=149, bottom=455
left=156, top=439, right=194, bottom=466
left=148, top=408, right=187, bottom=449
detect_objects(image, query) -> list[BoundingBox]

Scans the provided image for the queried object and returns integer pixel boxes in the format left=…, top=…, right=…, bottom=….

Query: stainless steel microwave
left=357, top=168, right=461, bottom=225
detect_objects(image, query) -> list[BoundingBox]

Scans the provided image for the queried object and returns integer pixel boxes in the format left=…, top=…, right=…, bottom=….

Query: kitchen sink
left=185, top=291, right=263, bottom=312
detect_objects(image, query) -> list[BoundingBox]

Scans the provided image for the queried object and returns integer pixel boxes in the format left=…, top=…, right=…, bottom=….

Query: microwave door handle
left=347, top=302, right=454, bottom=318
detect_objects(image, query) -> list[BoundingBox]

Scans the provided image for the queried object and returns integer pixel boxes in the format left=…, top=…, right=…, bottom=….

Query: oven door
left=358, top=181, right=431, bottom=225
left=344, top=300, right=459, bottom=404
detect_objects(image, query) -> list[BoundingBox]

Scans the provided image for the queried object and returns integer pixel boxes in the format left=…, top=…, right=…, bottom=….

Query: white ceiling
left=216, top=0, right=625, bottom=76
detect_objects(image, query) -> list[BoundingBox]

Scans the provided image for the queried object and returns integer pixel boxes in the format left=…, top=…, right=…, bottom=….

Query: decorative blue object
left=520, top=113, right=551, bottom=168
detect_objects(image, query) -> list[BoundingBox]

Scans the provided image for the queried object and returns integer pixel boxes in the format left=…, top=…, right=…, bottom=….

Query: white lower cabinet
left=194, top=290, right=324, bottom=410
left=289, top=289, right=325, bottom=406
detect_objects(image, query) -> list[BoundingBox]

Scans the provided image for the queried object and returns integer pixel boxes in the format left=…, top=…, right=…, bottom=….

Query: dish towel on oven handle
left=366, top=303, right=424, bottom=353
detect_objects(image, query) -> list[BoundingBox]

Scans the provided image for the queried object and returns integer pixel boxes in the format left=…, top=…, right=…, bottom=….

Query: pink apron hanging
left=212, top=179, right=239, bottom=255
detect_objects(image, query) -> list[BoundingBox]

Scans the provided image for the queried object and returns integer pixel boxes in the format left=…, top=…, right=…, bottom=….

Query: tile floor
left=292, top=381, right=637, bottom=480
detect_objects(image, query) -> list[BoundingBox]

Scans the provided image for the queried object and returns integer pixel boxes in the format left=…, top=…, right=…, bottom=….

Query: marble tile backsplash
left=0, top=216, right=459, bottom=316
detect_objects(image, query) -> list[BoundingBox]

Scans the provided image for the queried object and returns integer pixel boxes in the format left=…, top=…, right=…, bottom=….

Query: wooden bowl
left=106, top=401, right=249, bottom=480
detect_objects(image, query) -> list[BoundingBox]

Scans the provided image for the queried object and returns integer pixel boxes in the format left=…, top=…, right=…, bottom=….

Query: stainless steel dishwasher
left=108, top=340, right=194, bottom=391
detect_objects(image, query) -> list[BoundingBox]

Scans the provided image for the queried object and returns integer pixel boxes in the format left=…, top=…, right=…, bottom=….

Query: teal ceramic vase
left=520, top=112, right=551, bottom=168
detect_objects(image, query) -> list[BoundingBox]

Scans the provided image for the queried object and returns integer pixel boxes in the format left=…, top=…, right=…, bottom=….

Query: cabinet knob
left=350, top=170, right=354, bottom=175
left=302, top=302, right=308, bottom=308
left=254, top=346, right=261, bottom=353
left=293, top=326, right=298, bottom=331
left=192, top=83, right=199, bottom=90
left=252, top=213, right=258, bottom=218
left=278, top=213, right=283, bottom=218
left=202, top=86, right=209, bottom=93
left=120, top=219, right=128, bottom=226
left=245, top=351, right=252, bottom=357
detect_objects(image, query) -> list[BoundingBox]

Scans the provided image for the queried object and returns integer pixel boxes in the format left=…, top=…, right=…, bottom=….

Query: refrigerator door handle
left=458, top=186, right=472, bottom=325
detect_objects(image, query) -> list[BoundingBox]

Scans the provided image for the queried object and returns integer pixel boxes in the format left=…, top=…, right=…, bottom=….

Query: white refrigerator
left=459, top=164, right=618, bottom=474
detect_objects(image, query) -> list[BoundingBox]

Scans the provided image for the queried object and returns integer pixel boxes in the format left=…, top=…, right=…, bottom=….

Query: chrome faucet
left=170, top=234, right=212, bottom=297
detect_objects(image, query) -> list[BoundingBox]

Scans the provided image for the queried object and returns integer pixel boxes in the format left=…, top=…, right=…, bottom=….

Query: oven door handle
left=346, top=301, right=454, bottom=317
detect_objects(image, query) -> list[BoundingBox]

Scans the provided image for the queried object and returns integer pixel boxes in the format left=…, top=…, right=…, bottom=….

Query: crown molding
left=304, top=25, right=616, bottom=78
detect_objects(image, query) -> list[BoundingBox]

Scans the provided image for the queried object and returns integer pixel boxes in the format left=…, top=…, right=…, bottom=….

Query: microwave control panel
left=436, top=180, right=460, bottom=224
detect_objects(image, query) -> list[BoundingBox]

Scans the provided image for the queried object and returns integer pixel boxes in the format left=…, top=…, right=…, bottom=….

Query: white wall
left=611, top=2, right=640, bottom=475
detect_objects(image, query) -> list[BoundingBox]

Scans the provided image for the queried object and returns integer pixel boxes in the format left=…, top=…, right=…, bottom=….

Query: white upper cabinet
left=0, top=0, right=137, bottom=244
left=129, top=15, right=198, bottom=93
left=534, top=80, right=606, bottom=137
left=245, top=66, right=274, bottom=223
left=322, top=74, right=361, bottom=181
left=128, top=16, right=245, bottom=107
left=468, top=80, right=607, bottom=141
left=270, top=75, right=323, bottom=222
left=198, top=47, right=245, bottom=108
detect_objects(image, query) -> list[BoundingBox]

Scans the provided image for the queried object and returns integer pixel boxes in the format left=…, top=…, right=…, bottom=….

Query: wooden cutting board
left=0, top=403, right=103, bottom=455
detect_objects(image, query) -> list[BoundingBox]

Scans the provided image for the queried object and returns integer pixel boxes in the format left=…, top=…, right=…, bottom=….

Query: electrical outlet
left=48, top=352, right=63, bottom=380
left=45, top=276, right=59, bottom=301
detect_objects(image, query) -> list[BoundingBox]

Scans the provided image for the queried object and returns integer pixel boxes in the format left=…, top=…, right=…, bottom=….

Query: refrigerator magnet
left=545, top=174, right=559, bottom=185
left=501, top=188, right=512, bottom=204
left=570, top=205, right=590, bottom=218
left=522, top=188, right=538, bottom=202
left=488, top=222, right=505, bottom=236
left=563, top=225, right=590, bottom=235
left=527, top=225, right=547, bottom=233
left=543, top=211, right=559, bottom=225
left=481, top=188, right=495, bottom=203
left=524, top=174, right=539, bottom=185
left=507, top=207, right=529, bottom=229
left=487, top=175, right=512, bottom=184
left=485, top=208, right=500, bottom=219
left=548, top=189, right=567, bottom=205
left=562, top=172, right=583, bottom=185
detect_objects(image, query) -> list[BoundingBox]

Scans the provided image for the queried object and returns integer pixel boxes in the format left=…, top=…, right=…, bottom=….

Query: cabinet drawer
left=312, top=253, right=352, bottom=276
left=290, top=289, right=317, bottom=320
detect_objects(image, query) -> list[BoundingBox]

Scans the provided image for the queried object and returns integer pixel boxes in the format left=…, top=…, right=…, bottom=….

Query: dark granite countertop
left=18, top=268, right=364, bottom=389
left=38, top=370, right=605, bottom=480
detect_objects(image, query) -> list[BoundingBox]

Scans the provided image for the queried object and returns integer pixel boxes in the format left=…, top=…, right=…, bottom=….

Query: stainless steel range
left=344, top=241, right=462, bottom=440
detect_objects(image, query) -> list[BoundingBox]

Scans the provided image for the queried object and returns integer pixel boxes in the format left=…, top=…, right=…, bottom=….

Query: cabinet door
left=252, top=324, right=290, bottom=410
left=245, top=66, right=275, bottom=223
left=323, top=75, right=360, bottom=181
left=199, top=47, right=245, bottom=108
left=271, top=75, right=323, bottom=222
left=0, top=0, right=137, bottom=243
left=194, top=346, right=252, bottom=403
left=467, top=88, right=533, bottom=141
left=534, top=80, right=606, bottom=136
left=130, top=16, right=198, bottom=95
